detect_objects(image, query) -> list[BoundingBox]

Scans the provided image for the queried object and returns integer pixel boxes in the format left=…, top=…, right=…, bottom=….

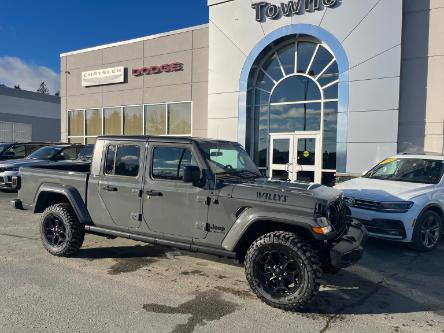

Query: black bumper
left=330, top=220, right=368, bottom=269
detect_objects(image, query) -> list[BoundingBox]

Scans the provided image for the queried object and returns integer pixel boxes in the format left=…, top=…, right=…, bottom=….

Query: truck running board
left=84, top=225, right=237, bottom=259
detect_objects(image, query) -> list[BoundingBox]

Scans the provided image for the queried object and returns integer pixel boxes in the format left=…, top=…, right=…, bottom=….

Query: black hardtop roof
left=97, top=135, right=239, bottom=145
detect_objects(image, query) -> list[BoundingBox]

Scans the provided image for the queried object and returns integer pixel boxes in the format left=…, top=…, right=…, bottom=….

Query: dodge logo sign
left=132, top=63, right=184, bottom=77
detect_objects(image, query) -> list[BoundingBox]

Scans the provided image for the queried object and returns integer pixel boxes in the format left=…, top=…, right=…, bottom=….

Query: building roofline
left=60, top=24, right=209, bottom=57
left=0, top=86, right=60, bottom=104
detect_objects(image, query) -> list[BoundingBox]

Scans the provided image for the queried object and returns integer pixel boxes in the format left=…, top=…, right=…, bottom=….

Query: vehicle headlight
left=314, top=205, right=333, bottom=235
left=379, top=201, right=414, bottom=212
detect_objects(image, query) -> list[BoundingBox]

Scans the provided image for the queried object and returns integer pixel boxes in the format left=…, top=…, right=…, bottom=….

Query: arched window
left=246, top=35, right=339, bottom=185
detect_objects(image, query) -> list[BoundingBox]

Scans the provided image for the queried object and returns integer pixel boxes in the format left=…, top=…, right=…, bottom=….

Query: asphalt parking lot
left=0, top=191, right=443, bottom=333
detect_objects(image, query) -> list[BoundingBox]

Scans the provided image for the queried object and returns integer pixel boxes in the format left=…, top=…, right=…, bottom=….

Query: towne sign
left=252, top=0, right=337, bottom=21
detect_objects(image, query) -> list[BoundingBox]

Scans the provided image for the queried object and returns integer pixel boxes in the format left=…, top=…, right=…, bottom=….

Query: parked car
left=13, top=136, right=367, bottom=311
left=0, top=144, right=85, bottom=191
left=0, top=142, right=52, bottom=161
left=335, top=154, right=444, bottom=251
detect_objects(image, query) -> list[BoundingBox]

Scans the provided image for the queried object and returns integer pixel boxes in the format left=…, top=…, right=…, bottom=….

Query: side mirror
left=183, top=165, right=201, bottom=183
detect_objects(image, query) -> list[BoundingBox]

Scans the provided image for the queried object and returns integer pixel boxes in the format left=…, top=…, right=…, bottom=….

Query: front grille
left=329, top=197, right=348, bottom=234
left=345, top=197, right=381, bottom=211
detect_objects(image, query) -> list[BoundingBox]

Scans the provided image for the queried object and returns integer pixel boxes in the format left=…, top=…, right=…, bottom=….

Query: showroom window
left=245, top=35, right=339, bottom=186
left=68, top=102, right=192, bottom=143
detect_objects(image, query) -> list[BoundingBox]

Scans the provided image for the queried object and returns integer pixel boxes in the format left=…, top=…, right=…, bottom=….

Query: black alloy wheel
left=40, top=204, right=85, bottom=256
left=43, top=214, right=68, bottom=248
left=254, top=246, right=305, bottom=297
left=245, top=231, right=322, bottom=311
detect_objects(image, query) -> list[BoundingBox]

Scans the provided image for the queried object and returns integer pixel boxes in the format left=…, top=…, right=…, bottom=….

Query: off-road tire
left=40, top=204, right=85, bottom=257
left=245, top=231, right=322, bottom=311
left=412, top=210, right=442, bottom=252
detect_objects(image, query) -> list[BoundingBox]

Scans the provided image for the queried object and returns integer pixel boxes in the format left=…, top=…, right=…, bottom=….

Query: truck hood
left=0, top=159, right=50, bottom=170
left=230, top=178, right=341, bottom=206
left=335, top=177, right=434, bottom=201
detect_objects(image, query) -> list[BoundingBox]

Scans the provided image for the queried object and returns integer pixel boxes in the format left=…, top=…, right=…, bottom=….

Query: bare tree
left=14, top=85, right=21, bottom=90
left=37, top=82, right=49, bottom=94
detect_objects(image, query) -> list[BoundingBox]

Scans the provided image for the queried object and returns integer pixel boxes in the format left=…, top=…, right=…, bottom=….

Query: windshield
left=27, top=146, right=62, bottom=160
left=78, top=145, right=94, bottom=161
left=0, top=144, right=9, bottom=154
left=198, top=142, right=261, bottom=178
left=364, top=158, right=444, bottom=184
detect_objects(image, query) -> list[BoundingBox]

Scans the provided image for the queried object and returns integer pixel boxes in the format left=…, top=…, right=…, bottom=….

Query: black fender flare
left=221, top=208, right=319, bottom=252
left=34, top=184, right=92, bottom=224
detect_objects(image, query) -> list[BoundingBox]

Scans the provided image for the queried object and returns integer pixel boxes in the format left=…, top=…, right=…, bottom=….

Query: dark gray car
left=13, top=136, right=367, bottom=311
left=0, top=144, right=84, bottom=190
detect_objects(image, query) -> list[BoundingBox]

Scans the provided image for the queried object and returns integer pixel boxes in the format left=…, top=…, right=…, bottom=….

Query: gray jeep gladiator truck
left=13, top=136, right=367, bottom=311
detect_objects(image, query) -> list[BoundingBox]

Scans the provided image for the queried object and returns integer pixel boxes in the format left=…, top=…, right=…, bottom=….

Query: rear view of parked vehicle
left=0, top=144, right=85, bottom=191
left=336, top=154, right=444, bottom=251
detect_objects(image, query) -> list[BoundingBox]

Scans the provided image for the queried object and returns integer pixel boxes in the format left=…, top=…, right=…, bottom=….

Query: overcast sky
left=0, top=0, right=209, bottom=94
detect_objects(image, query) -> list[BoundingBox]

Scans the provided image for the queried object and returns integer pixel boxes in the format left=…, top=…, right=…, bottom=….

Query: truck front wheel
left=244, top=231, right=322, bottom=311
left=40, top=204, right=85, bottom=257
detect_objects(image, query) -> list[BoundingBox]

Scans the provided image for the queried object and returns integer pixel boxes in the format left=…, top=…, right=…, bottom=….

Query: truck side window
left=104, top=144, right=140, bottom=177
left=152, top=147, right=197, bottom=181
left=115, top=145, right=140, bottom=177
left=104, top=145, right=116, bottom=175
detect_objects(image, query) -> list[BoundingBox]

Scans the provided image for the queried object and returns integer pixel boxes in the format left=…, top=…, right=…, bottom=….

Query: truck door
left=97, top=142, right=145, bottom=230
left=142, top=143, right=208, bottom=240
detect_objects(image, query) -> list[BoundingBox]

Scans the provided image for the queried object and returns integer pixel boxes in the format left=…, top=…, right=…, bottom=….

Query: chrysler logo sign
left=252, top=0, right=337, bottom=22
left=82, top=66, right=124, bottom=87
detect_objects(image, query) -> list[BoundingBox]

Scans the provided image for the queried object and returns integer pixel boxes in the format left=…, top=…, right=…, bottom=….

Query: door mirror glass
left=183, top=165, right=200, bottom=183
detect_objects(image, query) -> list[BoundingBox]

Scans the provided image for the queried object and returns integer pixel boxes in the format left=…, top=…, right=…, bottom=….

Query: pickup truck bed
left=19, top=167, right=90, bottom=209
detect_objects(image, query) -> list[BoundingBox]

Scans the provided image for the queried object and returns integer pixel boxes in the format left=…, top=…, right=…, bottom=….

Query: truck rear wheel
left=40, top=204, right=85, bottom=257
left=244, top=231, right=322, bottom=311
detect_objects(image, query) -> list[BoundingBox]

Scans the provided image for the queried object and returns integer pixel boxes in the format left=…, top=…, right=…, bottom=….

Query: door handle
left=146, top=190, right=163, bottom=197
left=103, top=185, right=118, bottom=192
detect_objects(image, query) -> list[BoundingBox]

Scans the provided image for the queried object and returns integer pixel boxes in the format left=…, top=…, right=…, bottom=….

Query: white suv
left=335, top=154, right=444, bottom=251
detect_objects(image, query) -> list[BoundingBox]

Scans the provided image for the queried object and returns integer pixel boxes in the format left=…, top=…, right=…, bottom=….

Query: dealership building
left=60, top=0, right=443, bottom=185
left=0, top=85, right=60, bottom=142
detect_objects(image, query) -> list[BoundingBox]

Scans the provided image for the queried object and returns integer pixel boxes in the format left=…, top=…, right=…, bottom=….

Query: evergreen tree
left=37, top=82, right=49, bottom=94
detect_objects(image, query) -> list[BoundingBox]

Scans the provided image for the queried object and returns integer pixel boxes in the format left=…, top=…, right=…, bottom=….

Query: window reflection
left=145, top=104, right=166, bottom=135
left=85, top=109, right=101, bottom=136
left=104, top=107, right=122, bottom=135
left=68, top=110, right=84, bottom=136
left=168, top=102, right=191, bottom=135
left=270, top=103, right=321, bottom=133
left=297, top=42, right=317, bottom=74
left=124, top=106, right=143, bottom=135
left=271, top=76, right=321, bottom=103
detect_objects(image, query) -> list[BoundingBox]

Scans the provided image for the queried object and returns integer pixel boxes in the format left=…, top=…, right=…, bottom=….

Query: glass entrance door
left=269, top=133, right=322, bottom=183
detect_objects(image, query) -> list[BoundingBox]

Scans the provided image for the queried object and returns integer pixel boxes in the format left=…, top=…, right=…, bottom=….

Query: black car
left=0, top=144, right=85, bottom=190
left=0, top=142, right=54, bottom=161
